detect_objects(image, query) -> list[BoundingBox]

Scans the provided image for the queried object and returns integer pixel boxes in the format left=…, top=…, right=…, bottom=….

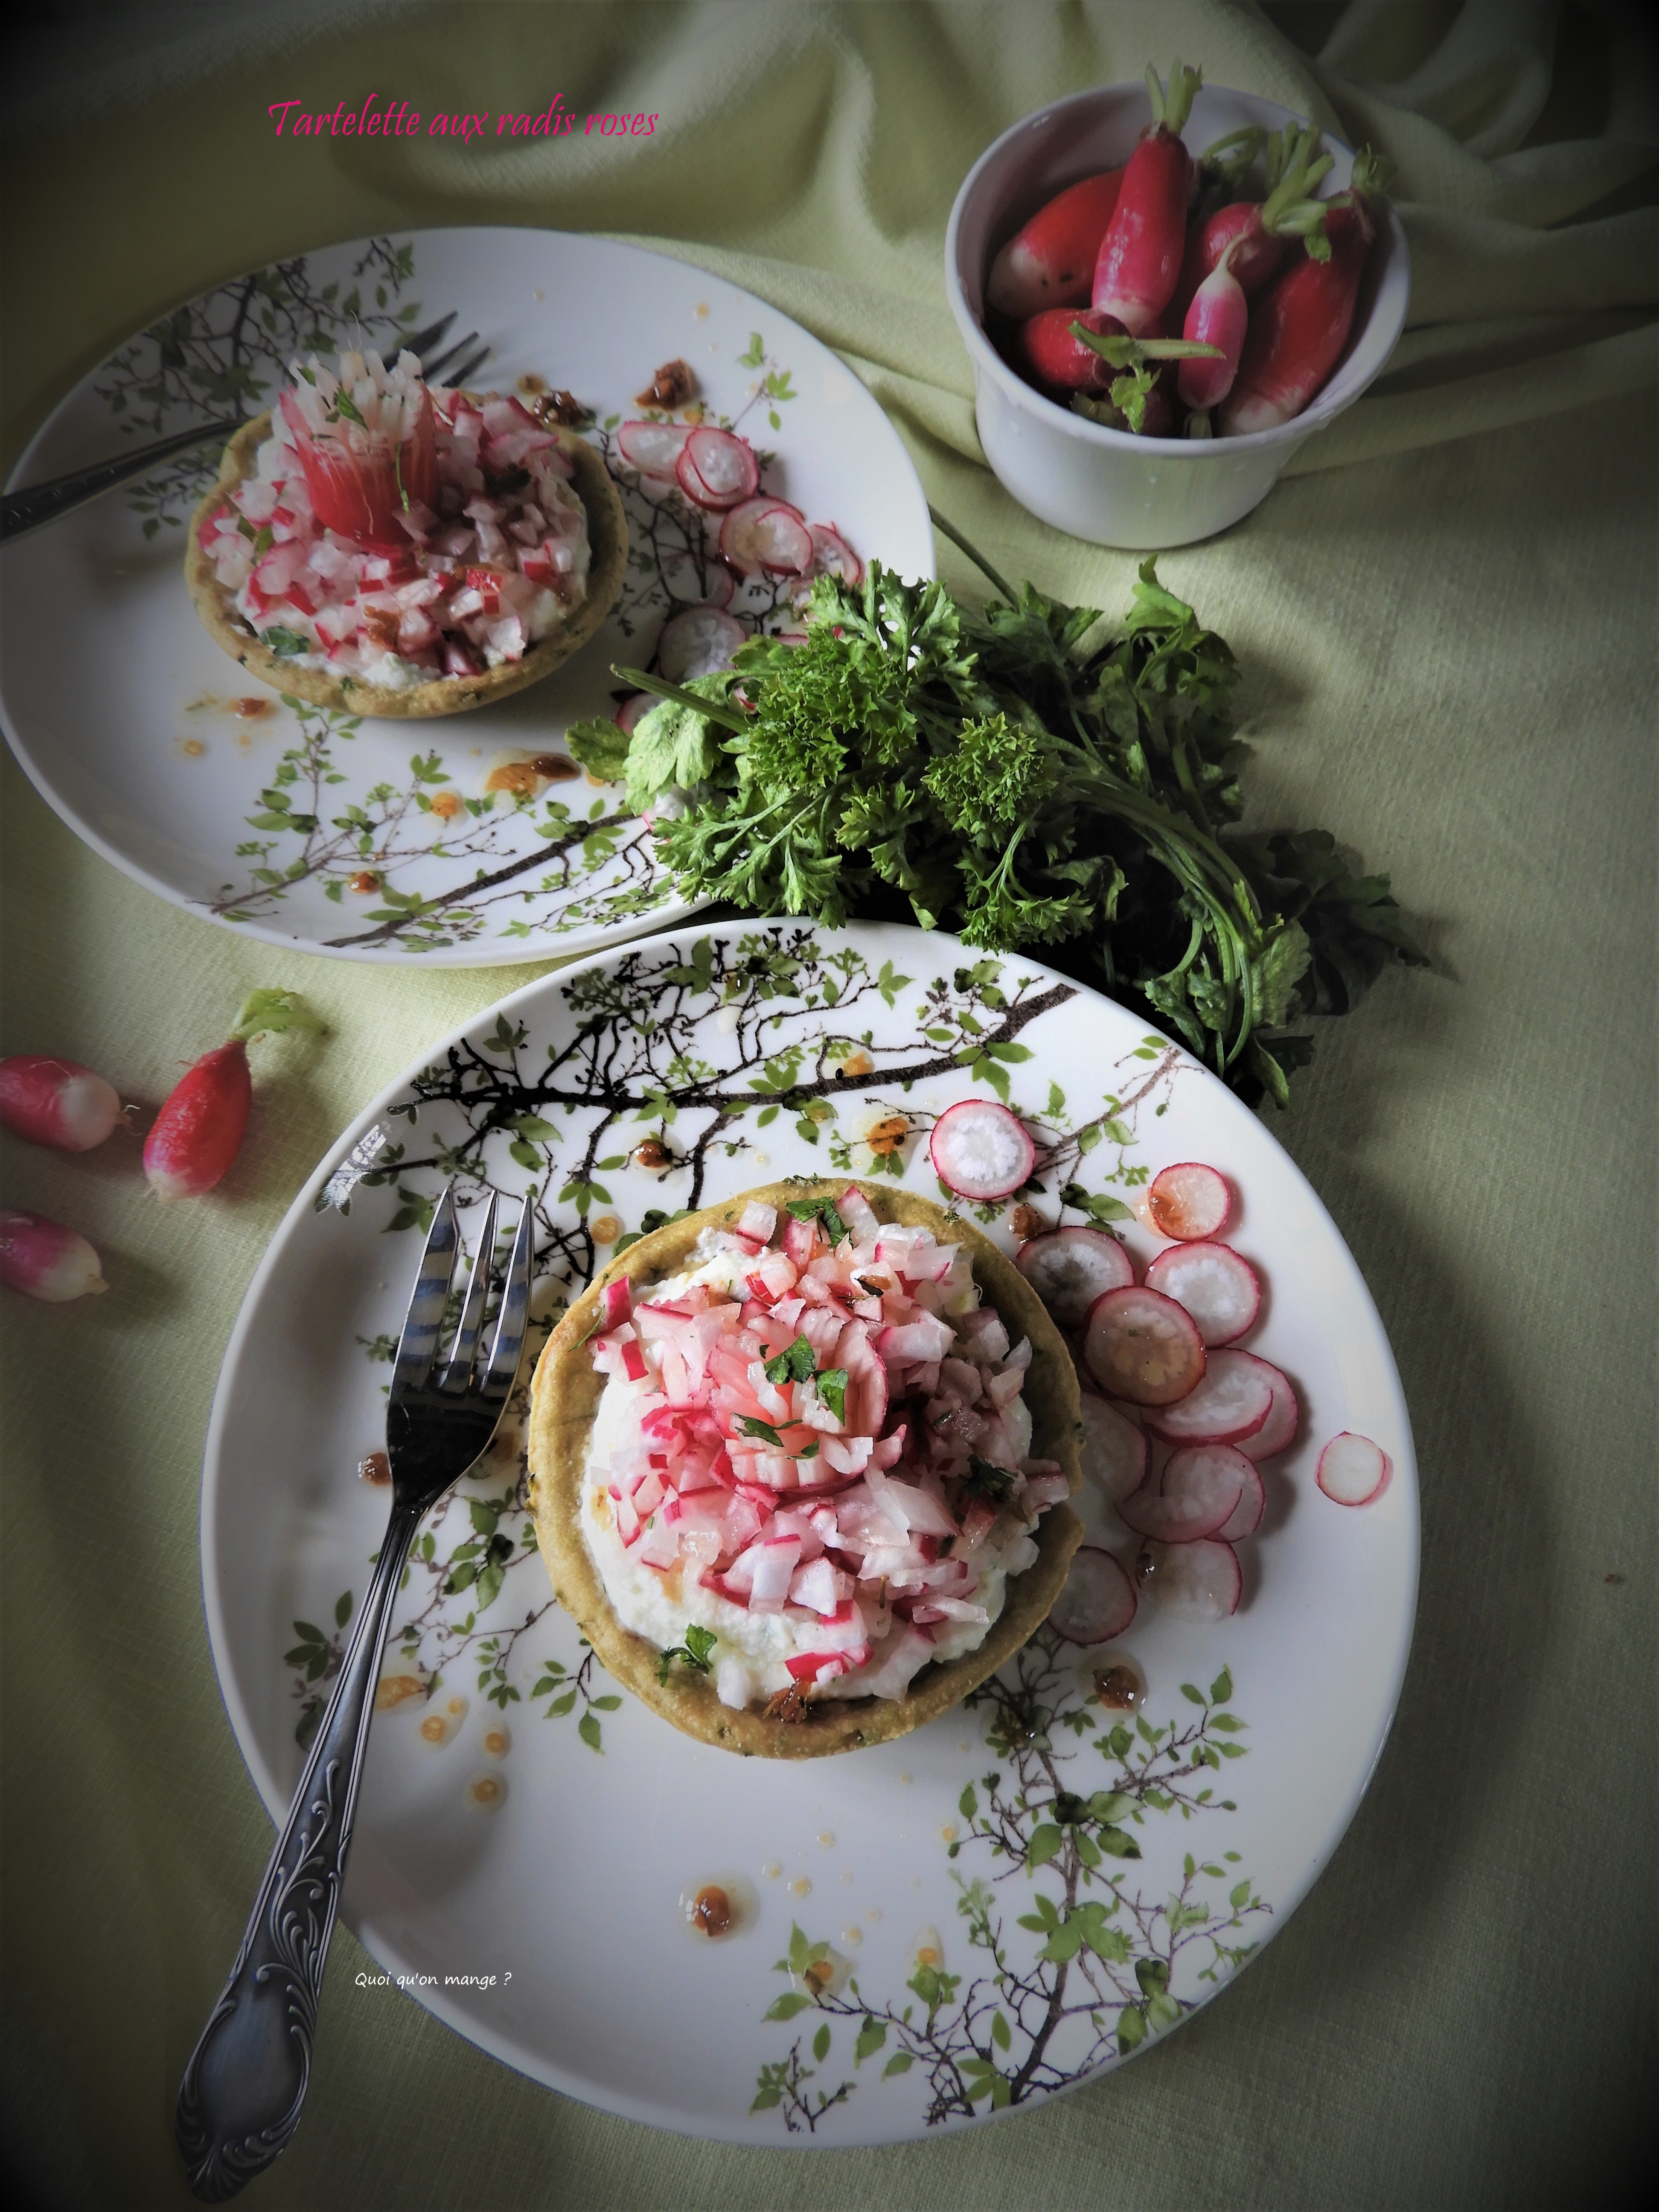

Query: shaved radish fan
left=577, top=1195, right=1068, bottom=1706
left=200, top=349, right=592, bottom=687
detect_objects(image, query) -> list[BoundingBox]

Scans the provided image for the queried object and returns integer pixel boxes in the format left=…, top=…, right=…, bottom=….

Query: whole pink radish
left=1218, top=150, right=1390, bottom=436
left=0, top=1055, right=125, bottom=1152
left=1166, top=126, right=1334, bottom=326
left=1178, top=240, right=1251, bottom=409
left=0, top=1209, right=108, bottom=1301
left=987, top=166, right=1126, bottom=319
left=143, top=989, right=325, bottom=1199
left=1092, top=61, right=1203, bottom=335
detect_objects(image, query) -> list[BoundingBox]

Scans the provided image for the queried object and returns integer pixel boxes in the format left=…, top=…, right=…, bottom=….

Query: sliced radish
left=636, top=470, right=679, bottom=502
left=1083, top=1286, right=1205, bottom=1406
left=1143, top=1241, right=1260, bottom=1345
left=928, top=1100, right=1035, bottom=1202
left=675, top=427, right=759, bottom=511
left=809, top=523, right=863, bottom=585
left=1049, top=1546, right=1137, bottom=1644
left=1015, top=1225, right=1133, bottom=1328
left=1216, top=1457, right=1265, bottom=1541
left=661, top=548, right=736, bottom=607
left=1140, top=1348, right=1272, bottom=1446
left=1077, top=1392, right=1146, bottom=1505
left=719, top=498, right=812, bottom=578
left=1119, top=1444, right=1248, bottom=1543
left=1316, top=1432, right=1392, bottom=1506
left=616, top=693, right=654, bottom=735
left=656, top=605, right=746, bottom=683
left=1136, top=1537, right=1241, bottom=1620
left=1148, top=1161, right=1231, bottom=1241
left=1231, top=1355, right=1300, bottom=1462
left=617, top=420, right=691, bottom=473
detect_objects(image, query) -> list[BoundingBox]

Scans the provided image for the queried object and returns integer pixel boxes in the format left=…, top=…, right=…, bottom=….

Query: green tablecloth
left=2, top=4, right=1653, bottom=2205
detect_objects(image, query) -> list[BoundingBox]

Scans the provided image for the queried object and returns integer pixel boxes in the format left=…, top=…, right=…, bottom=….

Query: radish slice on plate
left=1232, top=1355, right=1300, bottom=1462
left=1140, top=1348, right=1272, bottom=1446
left=617, top=420, right=691, bottom=473
left=1077, top=1393, right=1146, bottom=1506
left=809, top=523, right=863, bottom=585
left=1119, top=1444, right=1249, bottom=1543
left=661, top=549, right=736, bottom=608
left=1083, top=1285, right=1205, bottom=1406
left=1316, top=1431, right=1392, bottom=1506
left=1143, top=1240, right=1259, bottom=1345
left=615, top=693, right=655, bottom=736
left=1049, top=1545, right=1137, bottom=1644
left=719, top=498, right=812, bottom=577
left=1136, top=1537, right=1242, bottom=1620
left=929, top=1100, right=1035, bottom=1202
left=656, top=606, right=746, bottom=683
left=1016, top=1225, right=1133, bottom=1328
left=675, top=427, right=760, bottom=511
left=1216, top=1455, right=1265, bottom=1540
left=1148, top=1161, right=1231, bottom=1241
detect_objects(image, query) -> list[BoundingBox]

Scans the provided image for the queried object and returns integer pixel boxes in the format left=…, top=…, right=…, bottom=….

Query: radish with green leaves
left=1218, top=150, right=1391, bottom=435
left=1167, top=125, right=1334, bottom=325
left=143, top=990, right=325, bottom=1199
left=1091, top=61, right=1204, bottom=335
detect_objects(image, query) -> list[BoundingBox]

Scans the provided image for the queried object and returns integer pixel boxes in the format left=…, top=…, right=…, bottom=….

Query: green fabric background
left=1, top=3, right=1653, bottom=2206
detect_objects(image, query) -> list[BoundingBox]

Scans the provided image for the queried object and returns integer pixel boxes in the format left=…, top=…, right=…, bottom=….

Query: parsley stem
left=927, top=506, right=1016, bottom=606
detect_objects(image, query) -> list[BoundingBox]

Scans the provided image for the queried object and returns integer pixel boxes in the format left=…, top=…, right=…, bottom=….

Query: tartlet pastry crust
left=528, top=1178, right=1083, bottom=1759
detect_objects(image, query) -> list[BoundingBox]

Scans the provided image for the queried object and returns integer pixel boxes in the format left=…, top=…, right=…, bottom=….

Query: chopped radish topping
left=929, top=1100, right=1035, bottom=1202
left=1078, top=1394, right=1147, bottom=1505
left=1015, top=1225, right=1133, bottom=1328
left=1083, top=1285, right=1205, bottom=1406
left=1147, top=1161, right=1231, bottom=1240
left=1120, top=1444, right=1249, bottom=1543
left=1140, top=1348, right=1273, bottom=1447
left=0, top=1056, right=124, bottom=1152
left=0, top=1210, right=109, bottom=1301
left=1049, top=1545, right=1137, bottom=1644
left=657, top=605, right=746, bottom=683
left=1316, top=1432, right=1392, bottom=1506
left=1136, top=1536, right=1242, bottom=1620
left=1143, top=1241, right=1260, bottom=1345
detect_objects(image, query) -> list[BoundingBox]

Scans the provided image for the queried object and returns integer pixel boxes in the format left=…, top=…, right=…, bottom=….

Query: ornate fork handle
left=0, top=416, right=246, bottom=542
left=176, top=1498, right=422, bottom=2203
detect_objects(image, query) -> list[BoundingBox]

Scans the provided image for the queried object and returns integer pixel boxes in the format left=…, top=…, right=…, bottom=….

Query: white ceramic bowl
left=945, top=83, right=1410, bottom=549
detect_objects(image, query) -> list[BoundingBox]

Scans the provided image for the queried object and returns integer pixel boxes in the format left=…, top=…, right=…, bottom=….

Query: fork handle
left=0, top=416, right=246, bottom=542
left=176, top=1499, right=422, bottom=2201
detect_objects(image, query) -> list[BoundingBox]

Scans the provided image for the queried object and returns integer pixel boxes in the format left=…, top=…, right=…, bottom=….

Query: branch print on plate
left=0, top=230, right=932, bottom=964
left=204, top=920, right=1416, bottom=2145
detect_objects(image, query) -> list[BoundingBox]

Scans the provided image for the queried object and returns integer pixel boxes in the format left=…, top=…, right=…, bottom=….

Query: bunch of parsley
left=568, top=525, right=1423, bottom=1105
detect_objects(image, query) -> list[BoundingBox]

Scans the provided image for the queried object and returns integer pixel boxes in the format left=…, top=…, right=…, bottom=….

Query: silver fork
left=0, top=315, right=493, bottom=543
left=175, top=1181, right=532, bottom=2202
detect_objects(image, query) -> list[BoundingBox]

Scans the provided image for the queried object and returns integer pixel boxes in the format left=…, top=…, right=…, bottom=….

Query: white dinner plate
left=200, top=920, right=1417, bottom=2143
left=0, top=230, right=932, bottom=963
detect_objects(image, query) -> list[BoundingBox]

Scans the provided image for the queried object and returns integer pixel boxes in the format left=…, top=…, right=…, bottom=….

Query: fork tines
left=392, top=1182, right=531, bottom=1401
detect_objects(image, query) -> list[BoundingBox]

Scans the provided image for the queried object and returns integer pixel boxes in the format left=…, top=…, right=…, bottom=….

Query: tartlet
left=185, top=401, right=628, bottom=720
left=528, top=1179, right=1083, bottom=1758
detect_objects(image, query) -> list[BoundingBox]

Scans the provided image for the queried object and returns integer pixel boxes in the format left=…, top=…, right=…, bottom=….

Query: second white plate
left=200, top=920, right=1417, bottom=2145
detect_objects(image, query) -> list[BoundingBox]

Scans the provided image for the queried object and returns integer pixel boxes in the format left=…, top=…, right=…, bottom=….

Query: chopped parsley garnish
left=738, top=1415, right=783, bottom=1447
left=262, top=625, right=310, bottom=659
left=963, top=1456, right=1018, bottom=1504
left=331, top=390, right=367, bottom=428
left=763, top=1334, right=816, bottom=1387
left=786, top=1194, right=847, bottom=1246
left=656, top=1624, right=716, bottom=1686
left=588, top=539, right=1426, bottom=1107
left=815, top=1368, right=848, bottom=1422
